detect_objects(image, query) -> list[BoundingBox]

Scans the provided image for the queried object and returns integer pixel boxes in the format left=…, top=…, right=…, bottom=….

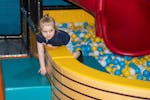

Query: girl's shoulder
left=36, top=33, right=45, bottom=43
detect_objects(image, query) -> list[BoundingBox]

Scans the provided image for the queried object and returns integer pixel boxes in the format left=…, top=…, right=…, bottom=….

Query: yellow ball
left=106, top=67, right=112, bottom=73
left=122, top=69, right=130, bottom=77
left=71, top=34, right=76, bottom=40
left=84, top=34, right=89, bottom=39
left=92, top=46, right=97, bottom=51
left=94, top=37, right=101, bottom=43
left=76, top=48, right=81, bottom=51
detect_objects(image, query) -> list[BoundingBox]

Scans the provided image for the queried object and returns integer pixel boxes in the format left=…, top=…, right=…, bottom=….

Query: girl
left=36, top=15, right=83, bottom=75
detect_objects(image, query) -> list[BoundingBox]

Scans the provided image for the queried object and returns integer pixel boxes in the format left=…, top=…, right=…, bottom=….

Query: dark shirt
left=36, top=30, right=70, bottom=46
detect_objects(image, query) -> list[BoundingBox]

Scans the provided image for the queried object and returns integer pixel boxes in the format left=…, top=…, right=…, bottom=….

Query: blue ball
left=124, top=56, right=132, bottom=61
left=112, top=65, right=117, bottom=68
left=83, top=22, right=88, bottom=28
left=62, top=23, right=68, bottom=28
left=97, top=47, right=103, bottom=52
left=136, top=74, right=144, bottom=80
left=143, top=70, right=149, bottom=77
left=75, top=30, right=81, bottom=36
left=86, top=45, right=92, bottom=52
left=146, top=61, right=150, bottom=67
left=113, top=59, right=119, bottom=65
left=105, top=57, right=112, bottom=64
left=114, top=70, right=121, bottom=76
left=119, top=61, right=125, bottom=68
left=135, top=68, right=141, bottom=74
left=86, top=38, right=91, bottom=44
left=146, top=76, right=150, bottom=81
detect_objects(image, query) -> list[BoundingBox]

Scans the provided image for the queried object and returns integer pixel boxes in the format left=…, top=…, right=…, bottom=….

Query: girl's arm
left=37, top=42, right=47, bottom=75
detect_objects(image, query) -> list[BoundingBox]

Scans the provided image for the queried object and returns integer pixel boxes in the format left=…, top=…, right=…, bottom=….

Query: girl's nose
left=47, top=32, right=51, bottom=37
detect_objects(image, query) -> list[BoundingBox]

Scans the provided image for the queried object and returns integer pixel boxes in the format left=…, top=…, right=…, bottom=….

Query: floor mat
left=0, top=38, right=27, bottom=56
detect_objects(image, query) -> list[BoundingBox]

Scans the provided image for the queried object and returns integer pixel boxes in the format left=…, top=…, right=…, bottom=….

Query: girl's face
left=41, top=24, right=55, bottom=40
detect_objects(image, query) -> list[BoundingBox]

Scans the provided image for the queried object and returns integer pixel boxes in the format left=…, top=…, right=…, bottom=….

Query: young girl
left=36, top=15, right=83, bottom=75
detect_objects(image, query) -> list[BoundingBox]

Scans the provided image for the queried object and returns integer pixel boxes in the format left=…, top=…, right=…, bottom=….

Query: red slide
left=68, top=0, right=150, bottom=56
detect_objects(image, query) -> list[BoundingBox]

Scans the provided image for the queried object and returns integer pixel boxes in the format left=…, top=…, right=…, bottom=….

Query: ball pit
left=57, top=22, right=150, bottom=82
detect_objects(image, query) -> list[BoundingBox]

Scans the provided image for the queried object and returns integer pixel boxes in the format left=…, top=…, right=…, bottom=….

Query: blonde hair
left=39, top=15, right=57, bottom=31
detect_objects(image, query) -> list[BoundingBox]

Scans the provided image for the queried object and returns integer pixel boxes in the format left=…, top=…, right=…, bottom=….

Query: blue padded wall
left=0, top=0, right=21, bottom=35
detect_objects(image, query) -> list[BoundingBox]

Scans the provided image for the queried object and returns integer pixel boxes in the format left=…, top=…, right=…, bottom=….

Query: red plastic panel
left=68, top=0, right=150, bottom=56
left=102, top=0, right=150, bottom=56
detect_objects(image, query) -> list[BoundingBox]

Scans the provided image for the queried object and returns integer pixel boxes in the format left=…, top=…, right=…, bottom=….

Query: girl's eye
left=43, top=29, right=54, bottom=33
left=50, top=29, right=54, bottom=32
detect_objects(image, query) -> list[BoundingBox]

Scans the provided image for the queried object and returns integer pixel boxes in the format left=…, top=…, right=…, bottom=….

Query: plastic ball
left=80, top=37, right=84, bottom=41
left=135, top=68, right=141, bottom=74
left=106, top=67, right=112, bottom=73
left=119, top=61, right=125, bottom=68
left=136, top=74, right=144, bottom=80
left=129, top=68, right=135, bottom=75
left=86, top=45, right=92, bottom=52
left=84, top=34, right=89, bottom=39
left=94, top=37, right=101, bottom=43
left=146, top=61, right=150, bottom=67
left=113, top=59, right=119, bottom=65
left=122, top=68, right=130, bottom=77
left=97, top=47, right=103, bottom=52
left=105, top=57, right=112, bottom=65
left=83, top=22, right=88, bottom=27
left=79, top=33, right=84, bottom=38
left=74, top=22, right=80, bottom=27
left=143, top=70, right=150, bottom=77
left=124, top=56, right=132, bottom=61
left=146, top=76, right=150, bottom=81
left=94, top=51, right=99, bottom=56
left=86, top=38, right=92, bottom=44
left=62, top=23, right=68, bottom=28
left=71, top=34, right=76, bottom=40
left=92, top=46, right=97, bottom=51
left=75, top=30, right=81, bottom=36
left=114, top=70, right=121, bottom=76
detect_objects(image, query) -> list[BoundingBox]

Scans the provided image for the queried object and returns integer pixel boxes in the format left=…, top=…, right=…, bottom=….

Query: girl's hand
left=38, top=67, right=47, bottom=75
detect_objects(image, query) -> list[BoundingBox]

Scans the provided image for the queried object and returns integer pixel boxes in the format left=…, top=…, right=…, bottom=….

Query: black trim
left=52, top=89, right=61, bottom=100
left=43, top=6, right=80, bottom=10
left=52, top=73, right=101, bottom=100
left=51, top=78, right=74, bottom=100
left=51, top=65, right=150, bottom=100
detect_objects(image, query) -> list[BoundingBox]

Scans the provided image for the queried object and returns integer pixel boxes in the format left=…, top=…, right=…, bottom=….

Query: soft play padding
left=68, top=0, right=150, bottom=56
left=0, top=0, right=21, bottom=35
left=83, top=56, right=108, bottom=73
left=2, top=58, right=51, bottom=100
left=45, top=46, right=150, bottom=100
left=101, top=0, right=150, bottom=56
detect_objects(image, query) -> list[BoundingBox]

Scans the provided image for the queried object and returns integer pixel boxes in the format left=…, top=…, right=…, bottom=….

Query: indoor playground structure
left=1, top=0, right=150, bottom=100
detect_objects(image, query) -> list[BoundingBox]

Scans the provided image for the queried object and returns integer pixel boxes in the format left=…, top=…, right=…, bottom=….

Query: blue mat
left=2, top=58, right=51, bottom=100
left=0, top=0, right=21, bottom=35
